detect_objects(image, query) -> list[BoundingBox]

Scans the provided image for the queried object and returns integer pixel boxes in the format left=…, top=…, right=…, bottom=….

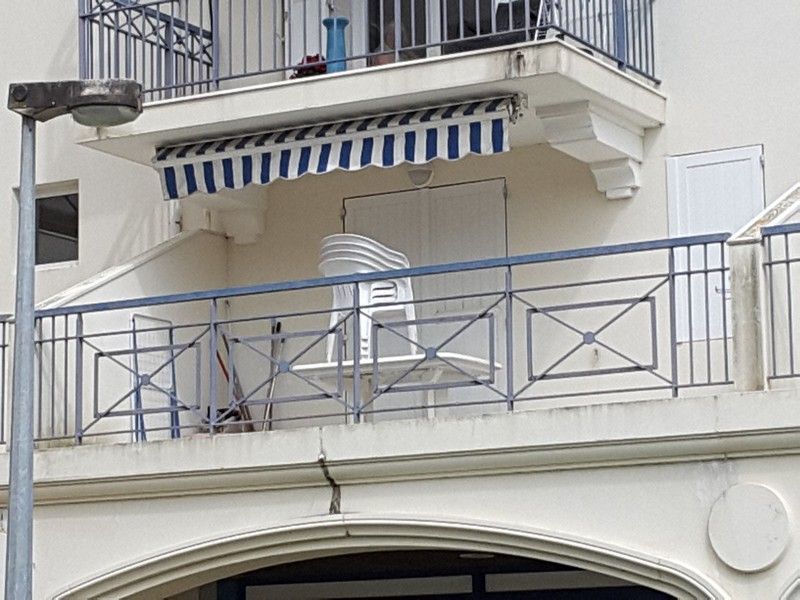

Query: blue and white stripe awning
left=153, top=96, right=518, bottom=200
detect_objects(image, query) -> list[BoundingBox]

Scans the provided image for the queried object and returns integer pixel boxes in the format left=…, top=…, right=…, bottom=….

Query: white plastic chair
left=320, top=235, right=418, bottom=361
left=320, top=234, right=410, bottom=269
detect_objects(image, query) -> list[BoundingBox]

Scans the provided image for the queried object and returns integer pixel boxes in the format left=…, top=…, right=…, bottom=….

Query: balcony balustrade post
left=667, top=248, right=679, bottom=397
left=78, top=0, right=88, bottom=79
left=728, top=240, right=767, bottom=391
left=0, top=320, right=7, bottom=444
left=211, top=0, right=221, bottom=89
left=351, top=283, right=362, bottom=424
left=504, top=267, right=515, bottom=411
left=165, top=4, right=176, bottom=99
left=74, top=314, right=84, bottom=444
left=209, top=299, right=219, bottom=434
left=393, top=0, right=402, bottom=63
left=524, top=0, right=532, bottom=41
left=612, top=0, right=628, bottom=70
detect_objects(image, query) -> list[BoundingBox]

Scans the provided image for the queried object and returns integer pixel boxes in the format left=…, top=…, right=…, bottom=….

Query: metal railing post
left=393, top=0, right=402, bottom=63
left=165, top=4, right=176, bottom=98
left=351, top=283, right=362, bottom=423
left=504, top=267, right=515, bottom=411
left=209, top=299, right=219, bottom=434
left=78, top=0, right=88, bottom=79
left=74, top=314, right=84, bottom=443
left=97, top=2, right=106, bottom=80
left=667, top=247, right=679, bottom=397
left=211, top=0, right=221, bottom=90
left=612, top=0, right=628, bottom=70
left=0, top=319, right=7, bottom=445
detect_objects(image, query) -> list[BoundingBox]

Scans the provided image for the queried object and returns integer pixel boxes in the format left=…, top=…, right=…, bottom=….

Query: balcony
left=0, top=200, right=798, bottom=446
left=79, top=0, right=657, bottom=103
left=77, top=1, right=664, bottom=201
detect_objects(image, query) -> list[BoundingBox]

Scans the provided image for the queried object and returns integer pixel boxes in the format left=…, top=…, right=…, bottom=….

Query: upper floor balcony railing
left=78, top=0, right=657, bottom=102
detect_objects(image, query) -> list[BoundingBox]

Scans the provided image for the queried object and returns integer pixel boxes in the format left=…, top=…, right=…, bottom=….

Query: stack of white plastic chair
left=319, top=234, right=419, bottom=361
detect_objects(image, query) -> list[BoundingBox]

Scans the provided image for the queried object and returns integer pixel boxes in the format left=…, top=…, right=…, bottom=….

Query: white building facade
left=1, top=1, right=800, bottom=598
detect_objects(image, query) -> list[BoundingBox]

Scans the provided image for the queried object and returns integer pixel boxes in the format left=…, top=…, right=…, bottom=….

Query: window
left=367, top=0, right=428, bottom=63
left=35, top=192, right=79, bottom=265
left=441, top=0, right=539, bottom=54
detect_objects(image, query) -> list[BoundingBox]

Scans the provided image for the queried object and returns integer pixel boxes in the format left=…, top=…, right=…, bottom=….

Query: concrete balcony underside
left=80, top=40, right=665, bottom=200
left=2, top=390, right=798, bottom=506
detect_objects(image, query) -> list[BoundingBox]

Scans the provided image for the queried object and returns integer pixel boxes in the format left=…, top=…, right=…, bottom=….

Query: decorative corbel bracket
left=535, top=101, right=644, bottom=200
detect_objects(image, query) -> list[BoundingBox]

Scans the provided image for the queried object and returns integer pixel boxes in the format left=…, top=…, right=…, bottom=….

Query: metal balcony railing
left=0, top=316, right=8, bottom=444
left=763, top=222, right=800, bottom=380
left=78, top=0, right=657, bottom=102
left=0, top=233, right=735, bottom=445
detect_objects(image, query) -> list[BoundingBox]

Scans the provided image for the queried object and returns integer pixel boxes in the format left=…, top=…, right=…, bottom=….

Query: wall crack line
left=318, top=431, right=341, bottom=514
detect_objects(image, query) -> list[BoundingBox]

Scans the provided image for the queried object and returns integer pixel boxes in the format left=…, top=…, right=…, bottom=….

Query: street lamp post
left=5, top=79, right=142, bottom=599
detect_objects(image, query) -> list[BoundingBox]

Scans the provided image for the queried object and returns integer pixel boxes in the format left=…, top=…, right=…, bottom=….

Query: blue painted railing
left=762, top=221, right=800, bottom=380
left=0, top=232, right=737, bottom=445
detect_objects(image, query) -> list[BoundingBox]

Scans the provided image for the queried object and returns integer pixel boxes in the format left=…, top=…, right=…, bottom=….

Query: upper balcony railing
left=78, top=0, right=657, bottom=102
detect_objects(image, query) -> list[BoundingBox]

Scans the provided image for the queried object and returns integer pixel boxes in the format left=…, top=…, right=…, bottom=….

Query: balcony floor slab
left=77, top=39, right=666, bottom=169
left=1, top=388, right=798, bottom=506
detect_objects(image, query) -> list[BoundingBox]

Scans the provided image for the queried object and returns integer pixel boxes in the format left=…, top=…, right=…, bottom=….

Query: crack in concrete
left=318, top=431, right=341, bottom=514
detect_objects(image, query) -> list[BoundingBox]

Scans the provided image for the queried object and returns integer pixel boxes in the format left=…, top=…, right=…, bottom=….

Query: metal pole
left=612, top=0, right=628, bottom=70
left=5, top=115, right=37, bottom=600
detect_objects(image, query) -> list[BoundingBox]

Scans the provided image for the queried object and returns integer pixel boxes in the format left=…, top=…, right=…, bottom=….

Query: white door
left=344, top=179, right=507, bottom=416
left=667, top=145, right=765, bottom=340
left=344, top=178, right=507, bottom=350
left=344, top=179, right=507, bottom=259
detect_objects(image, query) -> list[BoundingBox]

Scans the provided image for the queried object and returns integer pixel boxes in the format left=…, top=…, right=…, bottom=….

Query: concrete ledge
left=77, top=39, right=666, bottom=166
left=0, top=389, right=798, bottom=505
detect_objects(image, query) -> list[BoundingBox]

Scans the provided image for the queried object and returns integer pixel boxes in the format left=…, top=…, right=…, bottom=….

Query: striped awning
left=153, top=96, right=518, bottom=200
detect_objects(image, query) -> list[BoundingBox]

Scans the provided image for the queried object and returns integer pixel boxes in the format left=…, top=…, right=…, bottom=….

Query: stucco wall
left=0, top=1, right=168, bottom=315
left=1, top=3, right=800, bottom=599
left=14, top=390, right=800, bottom=599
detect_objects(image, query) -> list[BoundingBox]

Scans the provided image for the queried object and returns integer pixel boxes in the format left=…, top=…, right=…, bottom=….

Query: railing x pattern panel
left=0, top=233, right=736, bottom=445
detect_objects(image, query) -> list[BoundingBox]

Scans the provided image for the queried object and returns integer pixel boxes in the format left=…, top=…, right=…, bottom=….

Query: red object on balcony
left=290, top=54, right=327, bottom=79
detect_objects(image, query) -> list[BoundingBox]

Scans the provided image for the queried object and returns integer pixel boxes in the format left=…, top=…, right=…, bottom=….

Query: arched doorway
left=56, top=516, right=726, bottom=599
left=200, top=549, right=674, bottom=599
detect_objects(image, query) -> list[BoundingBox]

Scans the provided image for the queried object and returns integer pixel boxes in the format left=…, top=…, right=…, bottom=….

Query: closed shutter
left=667, top=145, right=765, bottom=340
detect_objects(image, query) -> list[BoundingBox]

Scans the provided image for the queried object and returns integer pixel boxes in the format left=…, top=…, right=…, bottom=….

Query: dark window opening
left=35, top=193, right=79, bottom=265
left=441, top=0, right=541, bottom=54
left=367, top=0, right=428, bottom=64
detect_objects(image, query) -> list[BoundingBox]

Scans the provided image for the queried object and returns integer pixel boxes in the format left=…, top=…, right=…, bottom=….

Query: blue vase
left=323, top=16, right=349, bottom=73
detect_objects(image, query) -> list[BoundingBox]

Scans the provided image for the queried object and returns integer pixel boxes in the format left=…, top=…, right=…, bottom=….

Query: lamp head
left=7, top=79, right=142, bottom=125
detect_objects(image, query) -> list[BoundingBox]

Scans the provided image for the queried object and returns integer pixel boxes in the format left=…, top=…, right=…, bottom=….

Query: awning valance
left=153, top=96, right=518, bottom=200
